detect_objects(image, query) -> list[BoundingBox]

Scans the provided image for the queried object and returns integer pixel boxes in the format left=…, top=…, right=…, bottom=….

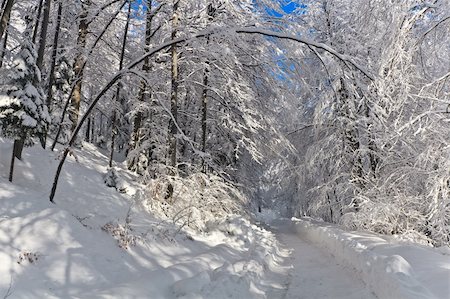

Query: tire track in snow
left=270, top=221, right=378, bottom=299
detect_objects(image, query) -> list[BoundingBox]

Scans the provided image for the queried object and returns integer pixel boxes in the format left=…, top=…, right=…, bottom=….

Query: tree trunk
left=69, top=1, right=90, bottom=133
left=200, top=3, right=216, bottom=172
left=90, top=114, right=95, bottom=143
left=13, top=137, right=25, bottom=160
left=36, top=0, right=51, bottom=70
left=0, top=14, right=9, bottom=68
left=85, top=116, right=91, bottom=142
left=45, top=0, right=62, bottom=110
left=8, top=143, right=15, bottom=182
left=168, top=0, right=179, bottom=173
left=32, top=0, right=44, bottom=43
left=0, top=0, right=14, bottom=39
left=50, top=95, right=71, bottom=151
left=200, top=35, right=211, bottom=172
left=109, top=0, right=131, bottom=168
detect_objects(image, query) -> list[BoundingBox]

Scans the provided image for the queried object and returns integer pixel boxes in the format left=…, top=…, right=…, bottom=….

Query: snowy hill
left=0, top=139, right=286, bottom=298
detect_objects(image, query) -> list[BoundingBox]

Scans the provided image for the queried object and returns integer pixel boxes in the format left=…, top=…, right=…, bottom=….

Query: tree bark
left=0, top=13, right=9, bottom=68
left=45, top=0, right=63, bottom=110
left=32, top=0, right=44, bottom=43
left=200, top=3, right=215, bottom=172
left=69, top=1, right=90, bottom=132
left=168, top=0, right=179, bottom=173
left=8, top=143, right=15, bottom=182
left=36, top=0, right=51, bottom=70
left=0, top=0, right=14, bottom=39
left=85, top=116, right=91, bottom=142
left=90, top=114, right=95, bottom=142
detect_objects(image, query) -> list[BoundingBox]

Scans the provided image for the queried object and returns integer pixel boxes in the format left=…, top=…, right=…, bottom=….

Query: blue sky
left=131, top=0, right=304, bottom=16
left=267, top=1, right=306, bottom=17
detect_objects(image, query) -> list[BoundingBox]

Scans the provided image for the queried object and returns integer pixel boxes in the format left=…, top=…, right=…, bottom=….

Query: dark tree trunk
left=32, top=0, right=44, bottom=43
left=0, top=0, right=14, bottom=39
left=13, top=138, right=25, bottom=160
left=200, top=3, right=216, bottom=172
left=90, top=114, right=95, bottom=143
left=85, top=116, right=91, bottom=142
left=9, top=143, right=15, bottom=182
left=36, top=0, right=51, bottom=70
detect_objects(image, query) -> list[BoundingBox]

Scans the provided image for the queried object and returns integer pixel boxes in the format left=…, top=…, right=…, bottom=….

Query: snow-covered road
left=269, top=221, right=377, bottom=299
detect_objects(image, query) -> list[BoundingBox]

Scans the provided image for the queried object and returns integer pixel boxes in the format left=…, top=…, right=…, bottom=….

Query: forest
left=1, top=0, right=449, bottom=246
left=0, top=0, right=449, bottom=297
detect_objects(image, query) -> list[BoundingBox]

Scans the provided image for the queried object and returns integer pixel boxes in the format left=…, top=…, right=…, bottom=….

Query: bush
left=141, top=173, right=248, bottom=232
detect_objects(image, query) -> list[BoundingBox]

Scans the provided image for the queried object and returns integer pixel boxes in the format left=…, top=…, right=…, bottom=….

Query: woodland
left=0, top=0, right=449, bottom=249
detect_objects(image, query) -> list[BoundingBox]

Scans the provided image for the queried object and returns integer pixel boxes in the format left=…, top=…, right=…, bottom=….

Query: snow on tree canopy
left=0, top=26, right=50, bottom=145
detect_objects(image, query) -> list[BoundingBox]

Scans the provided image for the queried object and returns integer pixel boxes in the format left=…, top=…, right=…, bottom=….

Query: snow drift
left=292, top=217, right=449, bottom=299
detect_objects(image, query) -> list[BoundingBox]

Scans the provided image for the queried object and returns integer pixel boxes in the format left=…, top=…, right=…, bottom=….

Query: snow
left=0, top=139, right=287, bottom=298
left=0, top=95, right=20, bottom=108
left=0, top=138, right=448, bottom=298
left=272, top=220, right=377, bottom=299
left=288, top=217, right=450, bottom=299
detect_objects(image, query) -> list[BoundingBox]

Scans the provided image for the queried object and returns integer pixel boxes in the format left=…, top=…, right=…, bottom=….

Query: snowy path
left=269, top=221, right=377, bottom=299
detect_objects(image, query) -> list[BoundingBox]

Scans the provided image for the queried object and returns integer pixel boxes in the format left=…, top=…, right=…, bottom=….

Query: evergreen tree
left=0, top=21, right=51, bottom=181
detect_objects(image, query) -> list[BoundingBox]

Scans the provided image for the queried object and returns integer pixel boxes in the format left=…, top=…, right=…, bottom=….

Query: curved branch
left=49, top=26, right=375, bottom=202
left=235, top=27, right=375, bottom=81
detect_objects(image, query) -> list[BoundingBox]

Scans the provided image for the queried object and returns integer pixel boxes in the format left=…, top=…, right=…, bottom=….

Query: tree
left=69, top=0, right=91, bottom=133
left=0, top=0, right=14, bottom=39
left=167, top=0, right=180, bottom=173
left=0, top=22, right=51, bottom=181
left=283, top=0, right=450, bottom=246
left=45, top=0, right=63, bottom=110
left=108, top=0, right=132, bottom=167
left=36, top=0, right=51, bottom=70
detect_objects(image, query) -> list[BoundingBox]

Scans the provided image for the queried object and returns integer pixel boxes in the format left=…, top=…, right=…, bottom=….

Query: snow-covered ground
left=286, top=218, right=450, bottom=299
left=1, top=138, right=449, bottom=298
left=0, top=139, right=288, bottom=298
left=270, top=220, right=377, bottom=299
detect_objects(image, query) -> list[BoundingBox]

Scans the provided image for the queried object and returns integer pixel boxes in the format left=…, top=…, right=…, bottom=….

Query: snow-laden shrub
left=340, top=199, right=433, bottom=246
left=424, top=152, right=450, bottom=247
left=102, top=222, right=136, bottom=249
left=103, top=167, right=127, bottom=193
left=142, top=173, right=248, bottom=232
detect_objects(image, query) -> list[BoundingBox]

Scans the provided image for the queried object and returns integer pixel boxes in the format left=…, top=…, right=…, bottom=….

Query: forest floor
left=0, top=138, right=448, bottom=298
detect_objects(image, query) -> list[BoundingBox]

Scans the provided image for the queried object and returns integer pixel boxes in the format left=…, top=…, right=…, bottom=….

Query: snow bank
left=292, top=218, right=449, bottom=299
